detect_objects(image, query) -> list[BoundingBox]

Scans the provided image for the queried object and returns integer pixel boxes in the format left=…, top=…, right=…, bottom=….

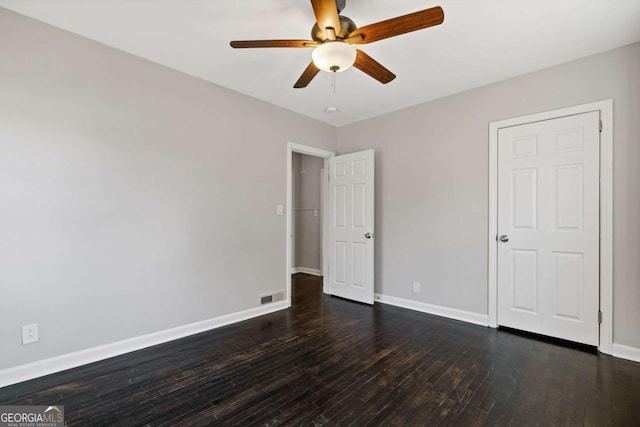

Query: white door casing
left=327, top=150, right=375, bottom=304
left=496, top=111, right=600, bottom=346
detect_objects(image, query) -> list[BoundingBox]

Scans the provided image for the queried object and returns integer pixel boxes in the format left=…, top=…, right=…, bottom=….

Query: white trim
left=488, top=99, right=614, bottom=354
left=612, top=343, right=640, bottom=363
left=488, top=122, right=499, bottom=328
left=291, top=267, right=323, bottom=276
left=322, top=166, right=330, bottom=292
left=286, top=142, right=335, bottom=305
left=598, top=102, right=614, bottom=355
left=375, top=294, right=489, bottom=327
left=0, top=301, right=288, bottom=388
left=319, top=167, right=325, bottom=276
left=288, top=142, right=335, bottom=159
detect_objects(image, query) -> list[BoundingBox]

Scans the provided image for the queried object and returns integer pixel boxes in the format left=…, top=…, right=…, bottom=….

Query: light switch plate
left=276, top=204, right=284, bottom=216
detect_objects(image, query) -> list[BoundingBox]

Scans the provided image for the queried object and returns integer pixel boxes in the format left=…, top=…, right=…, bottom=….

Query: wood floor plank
left=1, top=274, right=638, bottom=426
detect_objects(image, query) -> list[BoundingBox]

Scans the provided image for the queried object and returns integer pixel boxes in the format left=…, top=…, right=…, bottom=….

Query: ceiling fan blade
left=353, top=50, right=396, bottom=84
left=294, top=62, right=321, bottom=88
left=349, top=6, right=444, bottom=44
left=310, top=0, right=342, bottom=38
left=230, top=40, right=318, bottom=49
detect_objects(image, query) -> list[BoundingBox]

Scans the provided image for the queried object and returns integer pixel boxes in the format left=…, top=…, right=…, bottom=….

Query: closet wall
left=292, top=153, right=324, bottom=274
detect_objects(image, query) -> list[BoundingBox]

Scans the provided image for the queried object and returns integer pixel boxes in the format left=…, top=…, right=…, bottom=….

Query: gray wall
left=336, top=42, right=640, bottom=349
left=292, top=153, right=323, bottom=271
left=0, top=9, right=336, bottom=370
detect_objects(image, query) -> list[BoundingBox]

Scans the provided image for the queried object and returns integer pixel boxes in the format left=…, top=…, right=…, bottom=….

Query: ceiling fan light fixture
left=312, top=41, right=356, bottom=73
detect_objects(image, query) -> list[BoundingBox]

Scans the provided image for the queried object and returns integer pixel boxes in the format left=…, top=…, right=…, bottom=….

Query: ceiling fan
left=230, top=0, right=444, bottom=88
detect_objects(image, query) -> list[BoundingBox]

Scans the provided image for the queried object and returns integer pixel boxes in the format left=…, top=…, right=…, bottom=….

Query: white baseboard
left=375, top=294, right=489, bottom=327
left=0, top=301, right=289, bottom=389
left=612, top=343, right=640, bottom=363
left=291, top=267, right=322, bottom=276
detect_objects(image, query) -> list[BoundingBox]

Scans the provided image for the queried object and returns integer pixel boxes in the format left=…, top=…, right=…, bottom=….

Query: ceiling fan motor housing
left=311, top=16, right=357, bottom=42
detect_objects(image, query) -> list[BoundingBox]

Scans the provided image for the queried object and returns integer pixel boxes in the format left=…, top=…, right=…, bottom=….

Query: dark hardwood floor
left=1, top=274, right=639, bottom=426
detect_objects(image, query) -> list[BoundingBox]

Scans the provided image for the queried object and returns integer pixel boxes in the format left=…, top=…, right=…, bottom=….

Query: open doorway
left=291, top=152, right=324, bottom=277
left=286, top=143, right=335, bottom=306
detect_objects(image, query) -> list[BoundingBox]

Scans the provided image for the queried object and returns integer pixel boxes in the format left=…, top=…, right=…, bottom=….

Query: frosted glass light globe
left=312, top=42, right=357, bottom=73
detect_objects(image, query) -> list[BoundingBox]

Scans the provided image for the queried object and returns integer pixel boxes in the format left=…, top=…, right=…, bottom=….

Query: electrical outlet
left=412, top=282, right=421, bottom=294
left=22, top=323, right=39, bottom=345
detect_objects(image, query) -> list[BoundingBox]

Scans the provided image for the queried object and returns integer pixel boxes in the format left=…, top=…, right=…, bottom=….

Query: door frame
left=286, top=142, right=335, bottom=306
left=488, top=99, right=613, bottom=354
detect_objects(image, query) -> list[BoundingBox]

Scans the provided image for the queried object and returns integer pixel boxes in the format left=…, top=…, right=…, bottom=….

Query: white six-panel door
left=497, top=111, right=600, bottom=346
left=327, top=150, right=375, bottom=304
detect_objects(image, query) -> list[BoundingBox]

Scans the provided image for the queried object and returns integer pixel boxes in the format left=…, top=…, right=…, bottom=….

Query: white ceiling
left=2, top=0, right=640, bottom=126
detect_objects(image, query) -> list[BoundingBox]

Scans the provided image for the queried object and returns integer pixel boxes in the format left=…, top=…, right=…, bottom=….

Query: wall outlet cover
left=22, top=323, right=39, bottom=345
left=412, top=282, right=421, bottom=294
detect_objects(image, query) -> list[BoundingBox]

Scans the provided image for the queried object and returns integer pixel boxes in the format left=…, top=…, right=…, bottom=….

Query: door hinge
left=599, top=119, right=603, bottom=133
left=598, top=310, right=603, bottom=324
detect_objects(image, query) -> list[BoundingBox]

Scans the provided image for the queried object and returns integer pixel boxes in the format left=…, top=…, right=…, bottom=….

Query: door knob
left=499, top=235, right=509, bottom=242
left=365, top=232, right=373, bottom=239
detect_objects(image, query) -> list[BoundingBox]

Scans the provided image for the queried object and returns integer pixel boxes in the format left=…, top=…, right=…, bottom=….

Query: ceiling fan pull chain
left=332, top=71, right=336, bottom=94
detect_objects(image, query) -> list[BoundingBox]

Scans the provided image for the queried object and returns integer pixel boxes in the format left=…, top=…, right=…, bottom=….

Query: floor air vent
left=260, top=291, right=285, bottom=305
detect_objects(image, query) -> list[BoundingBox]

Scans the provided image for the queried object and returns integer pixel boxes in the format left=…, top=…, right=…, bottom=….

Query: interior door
left=497, top=111, right=600, bottom=345
left=326, top=150, right=374, bottom=304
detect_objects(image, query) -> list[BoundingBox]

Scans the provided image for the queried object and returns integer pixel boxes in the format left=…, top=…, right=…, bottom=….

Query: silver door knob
left=365, top=233, right=373, bottom=239
left=499, top=235, right=509, bottom=242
